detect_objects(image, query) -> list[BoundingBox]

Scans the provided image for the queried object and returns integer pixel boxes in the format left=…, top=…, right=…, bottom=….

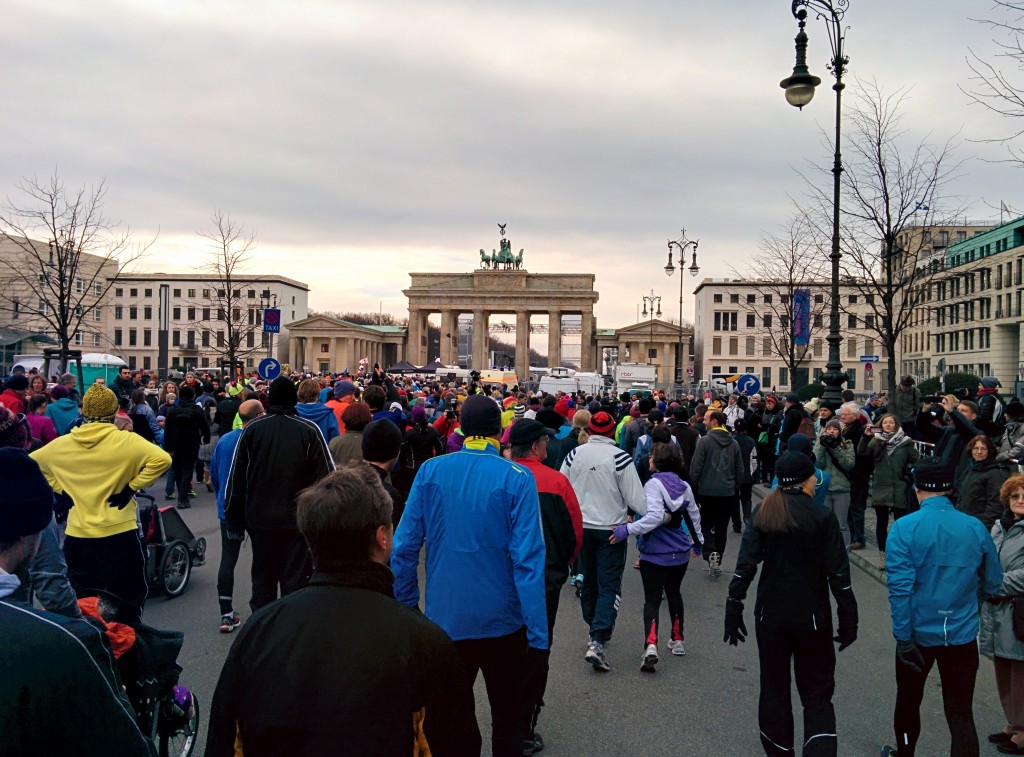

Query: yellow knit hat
left=82, top=384, right=119, bottom=422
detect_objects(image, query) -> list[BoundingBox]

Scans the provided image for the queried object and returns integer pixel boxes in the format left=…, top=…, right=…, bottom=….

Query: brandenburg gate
left=403, top=226, right=599, bottom=377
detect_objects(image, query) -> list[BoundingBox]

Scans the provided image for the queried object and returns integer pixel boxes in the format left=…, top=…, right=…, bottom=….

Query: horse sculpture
left=479, top=243, right=524, bottom=270
left=479, top=249, right=490, bottom=269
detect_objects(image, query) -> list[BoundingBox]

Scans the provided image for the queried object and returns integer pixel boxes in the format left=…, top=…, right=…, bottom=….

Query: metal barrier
left=913, top=440, right=936, bottom=458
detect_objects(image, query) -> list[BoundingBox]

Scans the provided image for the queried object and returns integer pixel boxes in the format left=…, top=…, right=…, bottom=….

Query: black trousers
left=217, top=522, right=243, bottom=615
left=63, top=530, right=148, bottom=624
left=522, top=586, right=561, bottom=738
left=699, top=494, right=737, bottom=560
left=172, top=447, right=198, bottom=505
left=454, top=627, right=528, bottom=757
left=756, top=622, right=837, bottom=757
left=873, top=506, right=906, bottom=553
left=639, top=560, right=688, bottom=643
left=247, top=528, right=312, bottom=612
left=892, top=640, right=979, bottom=757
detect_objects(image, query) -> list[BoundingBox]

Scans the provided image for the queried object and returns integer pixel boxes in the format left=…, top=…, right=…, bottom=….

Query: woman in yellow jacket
left=31, top=384, right=171, bottom=623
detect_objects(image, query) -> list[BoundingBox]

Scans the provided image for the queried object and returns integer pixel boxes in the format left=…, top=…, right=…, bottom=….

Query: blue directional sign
left=736, top=374, right=761, bottom=395
left=263, top=308, right=281, bottom=334
left=258, top=357, right=282, bottom=381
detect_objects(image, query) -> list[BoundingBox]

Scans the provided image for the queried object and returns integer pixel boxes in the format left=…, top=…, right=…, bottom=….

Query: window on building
left=172, top=330, right=181, bottom=347
left=92, top=333, right=101, bottom=347
left=763, top=294, right=772, bottom=304
left=218, top=308, right=226, bottom=321
left=814, top=338, right=823, bottom=357
left=143, top=306, right=152, bottom=320
left=188, top=289, right=196, bottom=298
left=847, top=337, right=857, bottom=358
left=746, top=294, right=756, bottom=303
left=129, top=288, right=138, bottom=298
left=923, top=231, right=932, bottom=243
left=203, top=289, right=210, bottom=298
left=143, top=356, right=151, bottom=370
left=129, top=307, right=137, bottom=320
left=233, top=290, right=241, bottom=298
left=247, top=357, right=255, bottom=368
left=813, top=314, right=823, bottom=327
left=12, top=297, right=19, bottom=319
left=781, top=295, right=790, bottom=304
left=144, top=288, right=152, bottom=297
left=248, top=289, right=256, bottom=298
left=217, top=331, right=225, bottom=347
left=847, top=314, right=857, bottom=328
left=864, top=315, right=875, bottom=328
left=94, top=282, right=102, bottom=295
left=172, top=307, right=181, bottom=320
left=846, top=368, right=857, bottom=389
left=780, top=315, right=790, bottom=328
left=847, top=295, right=858, bottom=304
left=173, top=288, right=181, bottom=297
left=957, top=230, right=967, bottom=242
left=38, top=300, right=48, bottom=315
left=712, top=337, right=722, bottom=355
left=746, top=313, right=756, bottom=328
left=202, top=308, right=210, bottom=320
left=763, top=314, right=772, bottom=328
left=745, top=336, right=755, bottom=356
left=187, top=307, right=196, bottom=320
left=128, top=356, right=137, bottom=370
left=114, top=306, right=123, bottom=320
left=217, top=289, right=226, bottom=298
left=730, top=294, right=739, bottom=303
left=76, top=278, right=84, bottom=293
left=247, top=332, right=255, bottom=348
left=73, top=332, right=83, bottom=346
left=813, top=367, right=823, bottom=382
left=779, top=367, right=789, bottom=387
left=762, top=367, right=772, bottom=387
left=143, top=329, right=152, bottom=347
left=187, top=331, right=196, bottom=348
left=763, top=337, right=772, bottom=357
left=232, top=308, right=240, bottom=322
left=115, top=288, right=123, bottom=297
left=938, top=231, right=949, bottom=247
left=114, top=329, right=123, bottom=346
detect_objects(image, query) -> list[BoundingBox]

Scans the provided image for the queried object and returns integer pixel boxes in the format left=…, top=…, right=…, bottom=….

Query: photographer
left=814, top=419, right=855, bottom=547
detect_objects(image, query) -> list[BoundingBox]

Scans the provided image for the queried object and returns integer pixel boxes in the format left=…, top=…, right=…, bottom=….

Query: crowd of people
left=2, top=360, right=1024, bottom=755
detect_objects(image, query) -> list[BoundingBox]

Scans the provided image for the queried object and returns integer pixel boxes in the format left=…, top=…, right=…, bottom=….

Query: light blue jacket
left=886, top=495, right=1003, bottom=646
left=391, top=440, right=549, bottom=649
left=210, top=428, right=243, bottom=521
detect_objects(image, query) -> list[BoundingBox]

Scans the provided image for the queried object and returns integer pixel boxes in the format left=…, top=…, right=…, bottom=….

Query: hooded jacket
left=958, top=457, right=1010, bottom=530
left=626, top=472, right=702, bottom=566
left=45, top=396, right=81, bottom=435
left=690, top=428, right=745, bottom=497
left=295, top=402, right=340, bottom=443
left=31, top=423, right=172, bottom=539
left=889, top=384, right=921, bottom=424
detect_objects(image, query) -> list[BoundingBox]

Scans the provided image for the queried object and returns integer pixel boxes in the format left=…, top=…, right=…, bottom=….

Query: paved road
left=145, top=488, right=1005, bottom=756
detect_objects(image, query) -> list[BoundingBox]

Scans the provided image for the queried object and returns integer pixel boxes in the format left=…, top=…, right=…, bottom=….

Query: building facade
left=903, top=216, right=1024, bottom=383
left=107, top=273, right=309, bottom=373
left=693, top=278, right=890, bottom=394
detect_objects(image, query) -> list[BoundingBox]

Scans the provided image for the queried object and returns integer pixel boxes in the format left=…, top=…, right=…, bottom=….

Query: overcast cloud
left=1, top=0, right=1020, bottom=328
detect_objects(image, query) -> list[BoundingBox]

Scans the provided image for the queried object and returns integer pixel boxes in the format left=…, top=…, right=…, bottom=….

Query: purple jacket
left=626, top=472, right=702, bottom=566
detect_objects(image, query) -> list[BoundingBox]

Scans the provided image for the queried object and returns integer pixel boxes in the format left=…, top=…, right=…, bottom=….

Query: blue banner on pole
left=793, top=289, right=810, bottom=347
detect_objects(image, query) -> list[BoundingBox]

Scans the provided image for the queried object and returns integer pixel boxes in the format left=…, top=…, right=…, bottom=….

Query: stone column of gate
left=405, top=309, right=421, bottom=365
left=473, top=310, right=488, bottom=370
left=580, top=310, right=595, bottom=372
left=440, top=309, right=456, bottom=367
left=515, top=310, right=530, bottom=380
left=547, top=310, right=562, bottom=369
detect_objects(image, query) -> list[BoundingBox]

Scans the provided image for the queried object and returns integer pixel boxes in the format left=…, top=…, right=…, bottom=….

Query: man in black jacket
left=207, top=465, right=479, bottom=757
left=839, top=401, right=873, bottom=550
left=163, top=384, right=210, bottom=510
left=224, top=376, right=334, bottom=611
left=777, top=393, right=808, bottom=454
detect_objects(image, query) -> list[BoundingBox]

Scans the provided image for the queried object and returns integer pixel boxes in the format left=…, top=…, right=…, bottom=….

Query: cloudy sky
left=2, top=0, right=1021, bottom=330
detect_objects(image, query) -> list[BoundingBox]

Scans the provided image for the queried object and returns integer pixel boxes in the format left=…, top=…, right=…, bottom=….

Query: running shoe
left=880, top=748, right=897, bottom=757
left=165, top=491, right=176, bottom=500
left=708, top=552, right=722, bottom=577
left=667, top=639, right=686, bottom=656
left=585, top=641, right=610, bottom=672
left=219, top=612, right=241, bottom=633
left=640, top=643, right=659, bottom=672
left=570, top=574, right=583, bottom=598
left=523, top=731, right=545, bottom=756
left=188, top=488, right=197, bottom=498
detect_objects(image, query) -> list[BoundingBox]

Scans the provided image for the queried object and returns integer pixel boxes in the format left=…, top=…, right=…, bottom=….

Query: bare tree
left=731, top=216, right=828, bottom=389
left=804, top=83, right=964, bottom=397
left=963, top=1, right=1024, bottom=166
left=187, top=211, right=265, bottom=372
left=0, top=172, right=151, bottom=372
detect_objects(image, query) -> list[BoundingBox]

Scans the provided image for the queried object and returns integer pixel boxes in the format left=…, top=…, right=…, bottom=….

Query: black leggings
left=874, top=506, right=906, bottom=553
left=218, top=522, right=243, bottom=615
left=638, top=560, right=688, bottom=644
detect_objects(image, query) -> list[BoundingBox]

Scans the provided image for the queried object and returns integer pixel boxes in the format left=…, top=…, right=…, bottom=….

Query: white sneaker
left=640, top=643, right=659, bottom=672
left=585, top=640, right=610, bottom=672
left=667, top=639, right=686, bottom=656
left=708, top=552, right=722, bottom=577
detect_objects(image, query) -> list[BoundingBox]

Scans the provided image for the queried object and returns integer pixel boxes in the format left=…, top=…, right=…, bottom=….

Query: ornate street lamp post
left=781, top=0, right=849, bottom=403
left=641, top=291, right=662, bottom=377
left=665, top=230, right=700, bottom=397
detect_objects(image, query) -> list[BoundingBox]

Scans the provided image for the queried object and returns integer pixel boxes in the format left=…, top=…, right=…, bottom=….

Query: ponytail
left=754, top=487, right=798, bottom=533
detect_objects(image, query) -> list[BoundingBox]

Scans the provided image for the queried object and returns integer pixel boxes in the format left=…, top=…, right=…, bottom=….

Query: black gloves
left=53, top=491, right=74, bottom=523
left=107, top=484, right=135, bottom=510
left=724, top=598, right=747, bottom=646
left=896, top=640, right=925, bottom=673
left=833, top=625, right=857, bottom=652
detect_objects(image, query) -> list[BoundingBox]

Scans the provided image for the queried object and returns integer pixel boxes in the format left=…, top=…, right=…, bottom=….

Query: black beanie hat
left=0, top=449, right=54, bottom=541
left=178, top=384, right=195, bottom=402
left=638, top=398, right=653, bottom=414
left=6, top=374, right=29, bottom=391
left=269, top=376, right=298, bottom=408
left=785, top=433, right=814, bottom=460
left=912, top=457, right=955, bottom=492
left=775, top=451, right=816, bottom=487
left=460, top=394, right=501, bottom=437
left=362, top=420, right=403, bottom=463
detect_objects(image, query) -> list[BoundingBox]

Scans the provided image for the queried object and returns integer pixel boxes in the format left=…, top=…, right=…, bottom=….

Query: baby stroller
left=81, top=594, right=200, bottom=757
left=136, top=493, right=207, bottom=598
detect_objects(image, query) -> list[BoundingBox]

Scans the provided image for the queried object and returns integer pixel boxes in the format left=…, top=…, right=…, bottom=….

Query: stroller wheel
left=159, top=690, right=199, bottom=757
left=161, top=541, right=192, bottom=598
